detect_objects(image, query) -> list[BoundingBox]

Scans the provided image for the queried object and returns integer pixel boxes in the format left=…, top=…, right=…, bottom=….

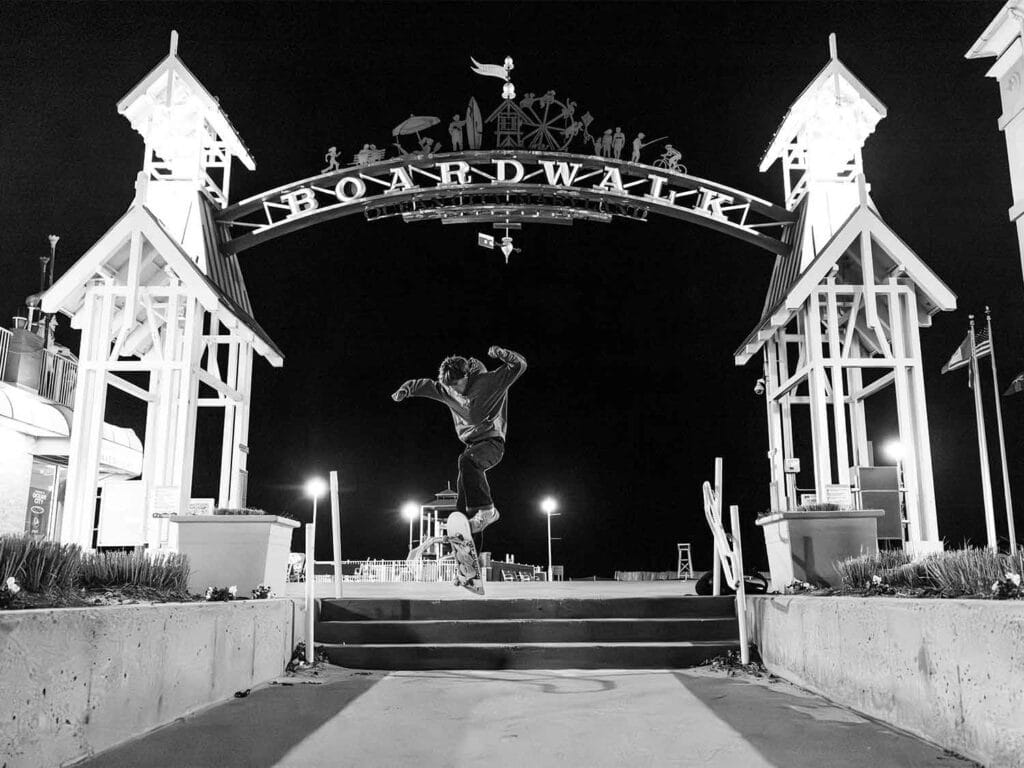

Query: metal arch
left=215, top=150, right=795, bottom=256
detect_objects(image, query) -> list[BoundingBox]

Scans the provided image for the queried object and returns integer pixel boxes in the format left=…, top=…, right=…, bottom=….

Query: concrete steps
left=317, top=596, right=741, bottom=670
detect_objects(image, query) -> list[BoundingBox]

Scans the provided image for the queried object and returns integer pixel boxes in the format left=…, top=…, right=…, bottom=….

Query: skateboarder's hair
left=438, top=355, right=470, bottom=385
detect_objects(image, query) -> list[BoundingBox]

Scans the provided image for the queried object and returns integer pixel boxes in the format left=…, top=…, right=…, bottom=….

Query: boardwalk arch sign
left=42, top=34, right=955, bottom=560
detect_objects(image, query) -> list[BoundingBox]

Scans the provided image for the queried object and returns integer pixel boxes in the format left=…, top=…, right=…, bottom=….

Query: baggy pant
left=456, top=437, right=505, bottom=512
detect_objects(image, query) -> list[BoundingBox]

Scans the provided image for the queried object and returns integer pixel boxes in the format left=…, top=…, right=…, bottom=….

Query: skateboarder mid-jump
left=391, top=346, right=527, bottom=536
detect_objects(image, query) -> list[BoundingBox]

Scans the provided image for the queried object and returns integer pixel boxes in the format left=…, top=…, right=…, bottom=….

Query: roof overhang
left=734, top=204, right=957, bottom=365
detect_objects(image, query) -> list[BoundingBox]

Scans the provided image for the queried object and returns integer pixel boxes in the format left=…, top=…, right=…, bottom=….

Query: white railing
left=702, top=457, right=750, bottom=665
left=0, top=327, right=10, bottom=381
left=295, top=558, right=460, bottom=584
left=38, top=349, right=77, bottom=408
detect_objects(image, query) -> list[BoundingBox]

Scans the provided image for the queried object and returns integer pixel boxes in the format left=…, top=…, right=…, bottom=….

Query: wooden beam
left=106, top=372, right=156, bottom=402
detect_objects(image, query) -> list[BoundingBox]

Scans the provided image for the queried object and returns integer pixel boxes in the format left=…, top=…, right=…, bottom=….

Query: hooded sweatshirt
left=404, top=348, right=527, bottom=444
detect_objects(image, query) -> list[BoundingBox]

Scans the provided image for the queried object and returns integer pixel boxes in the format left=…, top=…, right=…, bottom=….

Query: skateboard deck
left=445, top=511, right=484, bottom=595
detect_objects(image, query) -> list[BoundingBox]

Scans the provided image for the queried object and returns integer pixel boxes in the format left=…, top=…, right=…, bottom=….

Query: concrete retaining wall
left=746, top=595, right=1024, bottom=768
left=0, top=599, right=299, bottom=768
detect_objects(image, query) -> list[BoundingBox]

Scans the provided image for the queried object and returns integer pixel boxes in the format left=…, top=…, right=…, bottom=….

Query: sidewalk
left=75, top=665, right=977, bottom=768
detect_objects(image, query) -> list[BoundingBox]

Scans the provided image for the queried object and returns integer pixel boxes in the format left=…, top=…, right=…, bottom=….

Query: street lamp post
left=401, top=502, right=419, bottom=552
left=302, top=476, right=327, bottom=665
left=540, top=496, right=559, bottom=582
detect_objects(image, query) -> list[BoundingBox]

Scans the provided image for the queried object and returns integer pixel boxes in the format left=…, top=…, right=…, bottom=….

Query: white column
left=887, top=281, right=922, bottom=544
left=229, top=343, right=253, bottom=507
left=903, top=289, right=940, bottom=544
left=61, top=283, right=113, bottom=548
left=845, top=336, right=870, bottom=468
left=804, top=291, right=833, bottom=497
left=764, top=341, right=786, bottom=511
left=825, top=281, right=850, bottom=484
left=778, top=331, right=797, bottom=510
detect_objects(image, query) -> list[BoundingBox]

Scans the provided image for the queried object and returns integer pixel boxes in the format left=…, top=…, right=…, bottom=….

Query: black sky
left=1, top=1, right=1020, bottom=574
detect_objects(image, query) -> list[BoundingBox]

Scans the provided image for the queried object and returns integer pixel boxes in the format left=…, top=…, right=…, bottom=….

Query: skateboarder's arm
left=487, top=346, right=527, bottom=387
left=391, top=378, right=446, bottom=403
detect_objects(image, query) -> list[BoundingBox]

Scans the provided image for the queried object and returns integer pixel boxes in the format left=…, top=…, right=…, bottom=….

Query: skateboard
left=444, top=512, right=485, bottom=595
left=404, top=512, right=484, bottom=596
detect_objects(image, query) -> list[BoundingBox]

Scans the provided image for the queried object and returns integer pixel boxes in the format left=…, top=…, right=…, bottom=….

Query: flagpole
left=969, top=315, right=998, bottom=550
left=986, top=307, right=1017, bottom=554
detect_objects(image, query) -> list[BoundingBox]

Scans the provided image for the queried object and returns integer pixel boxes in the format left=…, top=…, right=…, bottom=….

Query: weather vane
left=471, top=55, right=516, bottom=100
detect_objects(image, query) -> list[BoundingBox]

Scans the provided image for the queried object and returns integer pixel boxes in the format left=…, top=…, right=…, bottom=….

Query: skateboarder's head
left=438, top=355, right=471, bottom=394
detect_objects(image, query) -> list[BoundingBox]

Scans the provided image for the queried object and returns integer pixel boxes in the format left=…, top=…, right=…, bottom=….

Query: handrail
left=0, top=327, right=11, bottom=381
left=702, top=459, right=750, bottom=665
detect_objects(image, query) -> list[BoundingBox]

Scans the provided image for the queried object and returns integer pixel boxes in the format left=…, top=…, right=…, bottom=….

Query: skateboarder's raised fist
left=488, top=345, right=507, bottom=360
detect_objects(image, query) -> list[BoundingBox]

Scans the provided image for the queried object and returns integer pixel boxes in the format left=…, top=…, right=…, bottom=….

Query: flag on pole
left=942, top=326, right=991, bottom=374
left=1005, top=372, right=1024, bottom=397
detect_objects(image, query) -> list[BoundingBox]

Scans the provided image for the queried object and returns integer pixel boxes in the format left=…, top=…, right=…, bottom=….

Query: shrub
left=213, top=507, right=267, bottom=516
left=79, top=550, right=190, bottom=593
left=0, top=534, right=32, bottom=584
left=835, top=547, right=1024, bottom=596
left=920, top=548, right=1014, bottom=596
left=833, top=549, right=913, bottom=589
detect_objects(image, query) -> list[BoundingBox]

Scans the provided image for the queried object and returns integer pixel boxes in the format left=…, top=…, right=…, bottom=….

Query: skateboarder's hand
left=488, top=345, right=507, bottom=360
left=391, top=383, right=411, bottom=402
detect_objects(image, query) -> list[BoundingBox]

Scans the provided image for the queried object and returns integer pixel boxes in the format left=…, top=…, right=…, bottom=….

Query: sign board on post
left=784, top=458, right=801, bottom=474
left=187, top=498, right=215, bottom=516
left=825, top=484, right=854, bottom=509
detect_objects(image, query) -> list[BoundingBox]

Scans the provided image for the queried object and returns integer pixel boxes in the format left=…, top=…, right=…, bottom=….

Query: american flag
left=941, top=326, right=991, bottom=375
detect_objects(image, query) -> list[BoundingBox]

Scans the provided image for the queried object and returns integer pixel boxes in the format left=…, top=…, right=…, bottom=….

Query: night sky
left=2, top=1, right=1021, bottom=574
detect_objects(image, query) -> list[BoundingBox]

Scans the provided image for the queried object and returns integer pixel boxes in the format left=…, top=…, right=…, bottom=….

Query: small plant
left=865, top=574, right=896, bottom=595
left=252, top=584, right=273, bottom=599
left=212, top=507, right=267, bottom=516
left=0, top=576, right=21, bottom=608
left=785, top=580, right=814, bottom=593
left=796, top=502, right=842, bottom=512
left=990, top=572, right=1022, bottom=599
left=205, top=585, right=237, bottom=601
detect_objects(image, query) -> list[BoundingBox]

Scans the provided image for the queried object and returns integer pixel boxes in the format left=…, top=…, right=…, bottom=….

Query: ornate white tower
left=41, top=33, right=281, bottom=550
left=736, top=36, right=955, bottom=553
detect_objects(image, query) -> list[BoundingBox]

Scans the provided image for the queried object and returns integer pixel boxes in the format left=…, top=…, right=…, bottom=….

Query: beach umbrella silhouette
left=392, top=114, right=440, bottom=152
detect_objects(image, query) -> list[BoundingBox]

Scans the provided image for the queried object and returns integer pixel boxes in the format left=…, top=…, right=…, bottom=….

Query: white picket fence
left=295, top=558, right=459, bottom=584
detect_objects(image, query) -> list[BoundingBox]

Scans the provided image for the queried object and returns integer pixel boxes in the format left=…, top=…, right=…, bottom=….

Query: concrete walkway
left=77, top=665, right=977, bottom=767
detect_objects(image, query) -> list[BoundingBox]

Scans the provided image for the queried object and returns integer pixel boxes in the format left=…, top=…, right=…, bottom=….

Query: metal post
left=304, top=524, right=315, bottom=664
left=330, top=470, right=342, bottom=598
left=547, top=512, right=553, bottom=582
left=730, top=504, right=749, bottom=666
left=712, top=457, right=723, bottom=596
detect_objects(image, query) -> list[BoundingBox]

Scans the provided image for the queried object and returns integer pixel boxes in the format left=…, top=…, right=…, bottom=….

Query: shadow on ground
left=74, top=669, right=383, bottom=768
left=673, top=671, right=981, bottom=768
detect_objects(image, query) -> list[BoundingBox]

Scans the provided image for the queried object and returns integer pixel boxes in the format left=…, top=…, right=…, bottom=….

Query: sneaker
left=469, top=507, right=500, bottom=534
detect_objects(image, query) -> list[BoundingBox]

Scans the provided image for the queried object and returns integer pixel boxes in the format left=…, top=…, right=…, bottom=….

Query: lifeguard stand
left=419, top=483, right=458, bottom=557
left=677, top=543, right=694, bottom=579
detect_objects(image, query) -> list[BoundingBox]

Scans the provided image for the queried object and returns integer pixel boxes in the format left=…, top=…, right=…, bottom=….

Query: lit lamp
left=540, top=496, right=560, bottom=582
left=884, top=441, right=907, bottom=541
left=401, top=501, right=419, bottom=552
left=305, top=477, right=328, bottom=528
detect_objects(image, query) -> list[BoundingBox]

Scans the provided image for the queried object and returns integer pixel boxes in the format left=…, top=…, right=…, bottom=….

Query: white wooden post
left=904, top=290, right=941, bottom=544
left=825, top=281, right=850, bottom=485
left=888, top=282, right=923, bottom=544
left=805, top=291, right=833, bottom=497
left=730, top=504, right=749, bottom=666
